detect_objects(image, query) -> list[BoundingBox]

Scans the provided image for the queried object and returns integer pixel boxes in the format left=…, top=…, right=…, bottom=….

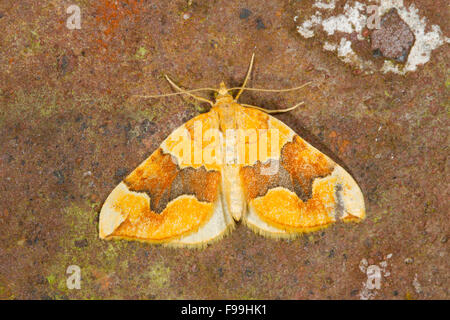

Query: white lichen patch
left=337, top=38, right=356, bottom=63
left=322, top=2, right=367, bottom=39
left=313, top=0, right=336, bottom=10
left=295, top=0, right=449, bottom=74
left=296, top=12, right=322, bottom=38
left=295, top=1, right=368, bottom=42
left=324, top=38, right=375, bottom=71
left=323, top=41, right=337, bottom=51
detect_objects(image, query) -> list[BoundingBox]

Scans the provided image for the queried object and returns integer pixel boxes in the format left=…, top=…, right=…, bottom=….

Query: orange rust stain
left=92, top=0, right=144, bottom=58
left=112, top=192, right=213, bottom=240
left=95, top=0, right=142, bottom=36
left=282, top=135, right=333, bottom=195
left=339, top=139, right=351, bottom=153
left=251, top=185, right=336, bottom=231
left=329, top=131, right=337, bottom=138
left=96, top=39, right=108, bottom=49
left=92, top=270, right=114, bottom=291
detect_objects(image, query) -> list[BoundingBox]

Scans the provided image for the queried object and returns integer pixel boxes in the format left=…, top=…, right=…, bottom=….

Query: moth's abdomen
left=222, top=164, right=246, bottom=221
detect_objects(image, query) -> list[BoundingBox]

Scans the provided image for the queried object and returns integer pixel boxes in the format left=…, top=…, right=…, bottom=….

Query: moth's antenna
left=164, top=75, right=215, bottom=106
left=234, top=53, right=255, bottom=101
left=229, top=81, right=313, bottom=93
left=241, top=101, right=304, bottom=114
left=133, top=88, right=219, bottom=99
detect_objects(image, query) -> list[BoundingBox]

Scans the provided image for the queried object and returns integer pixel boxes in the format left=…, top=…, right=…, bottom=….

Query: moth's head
left=216, top=82, right=234, bottom=103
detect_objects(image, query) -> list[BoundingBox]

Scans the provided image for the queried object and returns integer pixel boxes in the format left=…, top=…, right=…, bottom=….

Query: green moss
left=40, top=103, right=61, bottom=117
left=46, top=274, right=57, bottom=286
left=193, top=100, right=209, bottom=113
left=239, top=286, right=259, bottom=300
left=130, top=104, right=164, bottom=121
left=21, top=30, right=41, bottom=56
left=4, top=88, right=64, bottom=123
left=373, top=216, right=382, bottom=223
left=0, top=283, right=14, bottom=300
left=135, top=47, right=148, bottom=59
left=146, top=263, right=171, bottom=289
left=43, top=200, right=154, bottom=299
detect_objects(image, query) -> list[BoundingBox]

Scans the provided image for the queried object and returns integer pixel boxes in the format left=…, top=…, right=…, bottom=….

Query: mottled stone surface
left=0, top=0, right=448, bottom=300
left=371, top=9, right=415, bottom=62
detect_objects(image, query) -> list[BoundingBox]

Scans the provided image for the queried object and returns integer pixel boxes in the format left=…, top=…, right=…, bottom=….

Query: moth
left=99, top=54, right=365, bottom=247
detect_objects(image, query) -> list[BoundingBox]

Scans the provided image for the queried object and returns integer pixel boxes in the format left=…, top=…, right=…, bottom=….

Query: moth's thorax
left=213, top=98, right=240, bottom=132
left=214, top=95, right=234, bottom=105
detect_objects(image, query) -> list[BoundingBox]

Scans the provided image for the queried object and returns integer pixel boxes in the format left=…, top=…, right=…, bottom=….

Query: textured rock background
left=371, top=8, right=415, bottom=62
left=0, top=0, right=448, bottom=299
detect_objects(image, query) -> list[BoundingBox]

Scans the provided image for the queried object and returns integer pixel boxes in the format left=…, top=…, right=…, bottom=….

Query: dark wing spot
left=334, top=183, right=344, bottom=218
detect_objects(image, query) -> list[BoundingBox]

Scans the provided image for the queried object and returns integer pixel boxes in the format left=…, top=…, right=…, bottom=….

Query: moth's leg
left=235, top=53, right=255, bottom=101
left=241, top=101, right=304, bottom=114
left=164, top=75, right=214, bottom=106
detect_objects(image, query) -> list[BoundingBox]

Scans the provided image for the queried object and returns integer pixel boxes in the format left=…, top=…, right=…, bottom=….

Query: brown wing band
left=241, top=135, right=334, bottom=202
left=124, top=148, right=221, bottom=213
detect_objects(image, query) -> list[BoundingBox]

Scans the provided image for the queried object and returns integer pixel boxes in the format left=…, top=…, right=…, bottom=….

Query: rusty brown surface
left=0, top=0, right=448, bottom=299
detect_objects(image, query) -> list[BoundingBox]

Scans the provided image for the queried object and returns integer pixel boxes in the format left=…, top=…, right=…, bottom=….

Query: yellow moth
left=99, top=54, right=365, bottom=247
